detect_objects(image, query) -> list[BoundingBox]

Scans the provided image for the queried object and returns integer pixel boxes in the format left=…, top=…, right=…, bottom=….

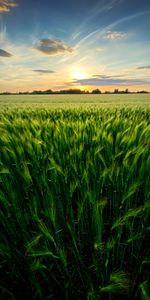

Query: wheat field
left=0, top=95, right=150, bottom=299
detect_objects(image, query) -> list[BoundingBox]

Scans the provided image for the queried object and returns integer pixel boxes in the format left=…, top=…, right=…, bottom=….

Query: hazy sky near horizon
left=0, top=0, right=150, bottom=92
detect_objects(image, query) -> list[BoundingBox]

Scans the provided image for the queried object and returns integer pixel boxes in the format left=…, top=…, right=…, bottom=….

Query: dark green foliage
left=0, top=107, right=150, bottom=299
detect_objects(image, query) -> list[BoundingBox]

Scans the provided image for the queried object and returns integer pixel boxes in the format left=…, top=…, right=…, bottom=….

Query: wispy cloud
left=104, top=30, right=126, bottom=40
left=33, top=69, right=55, bottom=74
left=71, top=0, right=123, bottom=42
left=0, top=0, right=17, bottom=13
left=0, top=25, right=7, bottom=43
left=34, top=38, right=74, bottom=56
left=0, top=48, right=12, bottom=57
left=89, top=0, right=123, bottom=17
left=92, top=74, right=126, bottom=79
left=137, top=66, right=150, bottom=70
left=75, top=10, right=150, bottom=49
left=72, top=77, right=150, bottom=86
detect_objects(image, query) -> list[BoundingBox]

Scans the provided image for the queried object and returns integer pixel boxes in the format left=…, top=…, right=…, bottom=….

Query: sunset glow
left=72, top=69, right=87, bottom=80
left=0, top=0, right=150, bottom=92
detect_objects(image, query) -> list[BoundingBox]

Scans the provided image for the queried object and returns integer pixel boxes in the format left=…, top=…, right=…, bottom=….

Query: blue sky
left=0, top=0, right=150, bottom=92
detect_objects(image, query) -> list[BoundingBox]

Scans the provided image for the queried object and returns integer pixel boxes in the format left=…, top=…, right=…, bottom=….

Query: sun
left=72, top=69, right=86, bottom=80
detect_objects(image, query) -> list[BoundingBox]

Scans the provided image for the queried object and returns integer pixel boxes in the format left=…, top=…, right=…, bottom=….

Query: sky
left=0, top=0, right=150, bottom=92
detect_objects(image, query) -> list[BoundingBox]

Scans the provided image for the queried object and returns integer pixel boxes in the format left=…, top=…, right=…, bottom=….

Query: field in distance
left=0, top=93, right=150, bottom=110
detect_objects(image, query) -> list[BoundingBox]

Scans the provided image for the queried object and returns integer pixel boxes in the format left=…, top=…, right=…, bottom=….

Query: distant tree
left=44, top=89, right=53, bottom=94
left=114, top=89, right=119, bottom=93
left=32, top=90, right=43, bottom=94
left=91, top=89, right=101, bottom=94
left=137, top=90, right=148, bottom=93
left=60, top=89, right=84, bottom=94
left=19, top=91, right=29, bottom=95
left=125, top=88, right=129, bottom=93
left=2, top=92, right=11, bottom=95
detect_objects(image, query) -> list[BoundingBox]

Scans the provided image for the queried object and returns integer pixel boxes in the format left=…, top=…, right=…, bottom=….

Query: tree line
left=0, top=88, right=149, bottom=95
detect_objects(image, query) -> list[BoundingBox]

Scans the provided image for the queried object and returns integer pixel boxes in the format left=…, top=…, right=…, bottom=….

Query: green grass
left=0, top=96, right=150, bottom=299
left=0, top=93, right=150, bottom=110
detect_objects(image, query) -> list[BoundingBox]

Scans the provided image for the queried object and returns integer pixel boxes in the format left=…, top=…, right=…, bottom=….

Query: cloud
left=92, top=74, right=126, bottom=79
left=105, top=31, right=126, bottom=40
left=76, top=10, right=150, bottom=49
left=0, top=0, right=17, bottom=12
left=71, top=0, right=123, bottom=42
left=33, top=69, right=55, bottom=74
left=0, top=48, right=12, bottom=57
left=72, top=77, right=150, bottom=86
left=34, top=39, right=74, bottom=56
left=137, top=66, right=150, bottom=70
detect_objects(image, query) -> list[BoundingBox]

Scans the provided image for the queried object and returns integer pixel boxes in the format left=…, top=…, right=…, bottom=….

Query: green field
left=0, top=94, right=150, bottom=109
left=0, top=95, right=150, bottom=299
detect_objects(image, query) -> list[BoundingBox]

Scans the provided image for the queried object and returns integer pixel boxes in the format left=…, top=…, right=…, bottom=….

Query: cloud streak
left=0, top=0, right=17, bottom=12
left=75, top=10, right=150, bottom=49
left=137, top=66, right=150, bottom=70
left=71, top=0, right=123, bottom=41
left=72, top=77, right=150, bottom=86
left=92, top=74, right=126, bottom=79
left=34, top=39, right=74, bottom=56
left=0, top=48, right=12, bottom=57
left=33, top=69, right=55, bottom=74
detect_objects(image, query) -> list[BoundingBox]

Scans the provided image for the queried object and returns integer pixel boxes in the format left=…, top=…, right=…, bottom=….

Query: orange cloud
left=0, top=0, right=17, bottom=13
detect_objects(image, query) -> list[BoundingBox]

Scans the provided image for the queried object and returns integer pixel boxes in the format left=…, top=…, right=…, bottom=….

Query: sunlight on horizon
left=72, top=69, right=87, bottom=80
